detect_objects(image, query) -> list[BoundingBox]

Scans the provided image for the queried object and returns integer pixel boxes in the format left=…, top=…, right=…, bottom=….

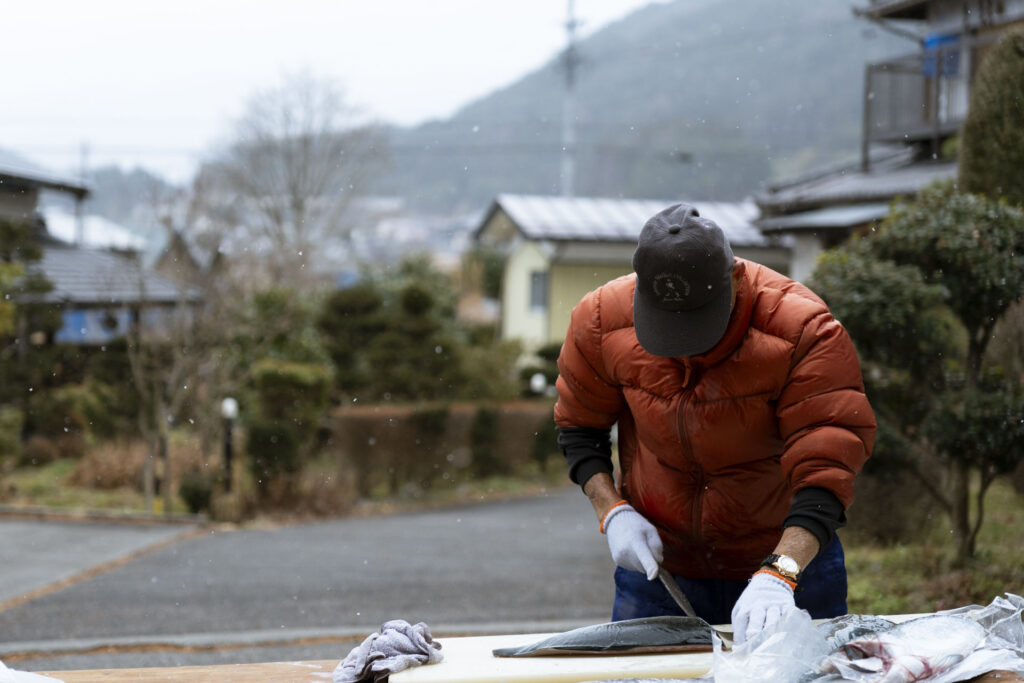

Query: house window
left=530, top=271, right=548, bottom=312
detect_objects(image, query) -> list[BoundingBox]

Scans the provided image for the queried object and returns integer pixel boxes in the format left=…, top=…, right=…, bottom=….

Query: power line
left=561, top=0, right=579, bottom=197
left=14, top=144, right=204, bottom=157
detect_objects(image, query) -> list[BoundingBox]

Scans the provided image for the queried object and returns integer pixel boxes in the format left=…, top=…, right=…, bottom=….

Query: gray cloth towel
left=333, top=620, right=444, bottom=683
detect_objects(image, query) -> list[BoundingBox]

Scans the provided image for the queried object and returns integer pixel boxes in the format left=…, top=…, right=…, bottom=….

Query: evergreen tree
left=0, top=218, right=60, bottom=405
left=316, top=283, right=386, bottom=397
left=811, top=182, right=1024, bottom=559
left=316, top=255, right=519, bottom=404
left=363, top=281, right=466, bottom=402
left=959, top=28, right=1024, bottom=206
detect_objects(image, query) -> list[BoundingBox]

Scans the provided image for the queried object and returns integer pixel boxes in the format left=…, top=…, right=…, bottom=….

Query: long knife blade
left=657, top=567, right=734, bottom=648
left=657, top=566, right=698, bottom=619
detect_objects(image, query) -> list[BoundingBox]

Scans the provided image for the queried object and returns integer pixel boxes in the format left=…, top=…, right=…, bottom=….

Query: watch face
left=777, top=556, right=799, bottom=574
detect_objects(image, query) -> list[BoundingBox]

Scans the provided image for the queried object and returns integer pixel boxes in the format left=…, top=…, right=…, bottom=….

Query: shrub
left=246, top=419, right=301, bottom=480
left=531, top=414, right=559, bottom=473
left=26, top=384, right=96, bottom=442
left=74, top=380, right=124, bottom=438
left=519, top=342, right=562, bottom=396
left=179, top=469, right=215, bottom=514
left=411, top=405, right=449, bottom=436
left=535, top=342, right=563, bottom=364
left=247, top=359, right=332, bottom=506
left=0, top=405, right=23, bottom=466
left=210, top=489, right=250, bottom=523
left=470, top=406, right=505, bottom=477
left=250, top=359, right=331, bottom=427
left=458, top=341, right=521, bottom=401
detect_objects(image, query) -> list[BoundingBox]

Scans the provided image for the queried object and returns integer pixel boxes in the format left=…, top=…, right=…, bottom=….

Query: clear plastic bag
left=711, top=608, right=831, bottom=683
left=709, top=594, right=1024, bottom=682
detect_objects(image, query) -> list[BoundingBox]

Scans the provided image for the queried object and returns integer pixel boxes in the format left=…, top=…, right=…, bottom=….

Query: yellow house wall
left=501, top=241, right=551, bottom=349
left=547, top=263, right=634, bottom=347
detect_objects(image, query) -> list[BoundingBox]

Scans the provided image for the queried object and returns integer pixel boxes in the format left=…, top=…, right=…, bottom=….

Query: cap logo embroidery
left=653, top=273, right=689, bottom=304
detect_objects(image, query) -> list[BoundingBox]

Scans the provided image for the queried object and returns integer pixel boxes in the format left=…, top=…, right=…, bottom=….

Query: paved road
left=0, top=518, right=192, bottom=606
left=0, top=486, right=617, bottom=672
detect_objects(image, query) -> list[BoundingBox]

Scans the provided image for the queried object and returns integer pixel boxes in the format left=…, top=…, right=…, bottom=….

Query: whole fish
left=821, top=614, right=985, bottom=682
left=795, top=615, right=901, bottom=682
left=491, top=616, right=714, bottom=657
left=817, top=614, right=897, bottom=651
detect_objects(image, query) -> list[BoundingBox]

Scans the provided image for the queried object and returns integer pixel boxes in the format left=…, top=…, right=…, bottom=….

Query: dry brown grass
left=22, top=433, right=86, bottom=464
left=69, top=435, right=212, bottom=492
left=68, top=439, right=146, bottom=489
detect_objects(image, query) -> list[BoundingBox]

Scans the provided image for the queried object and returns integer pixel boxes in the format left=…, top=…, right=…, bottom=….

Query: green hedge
left=250, top=359, right=331, bottom=426
left=245, top=359, right=333, bottom=504
left=326, top=400, right=557, bottom=498
left=0, top=404, right=23, bottom=464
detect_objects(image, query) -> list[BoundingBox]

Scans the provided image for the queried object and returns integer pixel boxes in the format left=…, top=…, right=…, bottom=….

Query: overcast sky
left=2, top=0, right=660, bottom=182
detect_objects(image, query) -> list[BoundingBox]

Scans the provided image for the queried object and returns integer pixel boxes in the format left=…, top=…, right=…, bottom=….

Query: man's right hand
left=603, top=503, right=663, bottom=580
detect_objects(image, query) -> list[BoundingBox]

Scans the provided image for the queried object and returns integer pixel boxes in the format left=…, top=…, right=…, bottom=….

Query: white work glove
left=730, top=571, right=796, bottom=645
left=602, top=503, right=663, bottom=580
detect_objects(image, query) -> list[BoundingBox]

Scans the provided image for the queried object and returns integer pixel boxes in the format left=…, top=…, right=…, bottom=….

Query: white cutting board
left=390, top=632, right=714, bottom=683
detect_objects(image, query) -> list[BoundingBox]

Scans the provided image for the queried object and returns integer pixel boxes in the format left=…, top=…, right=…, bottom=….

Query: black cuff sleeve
left=557, top=426, right=614, bottom=487
left=783, top=487, right=847, bottom=550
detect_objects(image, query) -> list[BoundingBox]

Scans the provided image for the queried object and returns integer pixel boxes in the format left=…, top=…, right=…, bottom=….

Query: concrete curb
left=0, top=504, right=207, bottom=526
left=0, top=620, right=595, bottom=659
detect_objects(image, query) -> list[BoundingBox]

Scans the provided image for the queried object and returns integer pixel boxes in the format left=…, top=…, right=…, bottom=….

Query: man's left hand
left=730, top=571, right=795, bottom=645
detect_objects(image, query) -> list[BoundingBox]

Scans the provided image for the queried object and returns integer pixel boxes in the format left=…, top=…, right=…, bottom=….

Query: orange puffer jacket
left=554, top=259, right=876, bottom=580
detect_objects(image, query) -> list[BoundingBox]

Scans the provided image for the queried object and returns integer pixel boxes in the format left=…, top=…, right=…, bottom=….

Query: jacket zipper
left=677, top=366, right=711, bottom=575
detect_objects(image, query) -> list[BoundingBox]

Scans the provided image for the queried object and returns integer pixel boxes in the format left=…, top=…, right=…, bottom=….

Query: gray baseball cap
left=632, top=203, right=734, bottom=357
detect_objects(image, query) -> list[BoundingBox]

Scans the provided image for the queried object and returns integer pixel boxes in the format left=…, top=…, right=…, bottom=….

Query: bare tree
left=195, top=72, right=387, bottom=287
left=130, top=187, right=340, bottom=514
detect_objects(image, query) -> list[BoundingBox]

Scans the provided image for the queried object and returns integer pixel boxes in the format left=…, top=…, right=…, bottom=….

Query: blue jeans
left=611, top=536, right=848, bottom=625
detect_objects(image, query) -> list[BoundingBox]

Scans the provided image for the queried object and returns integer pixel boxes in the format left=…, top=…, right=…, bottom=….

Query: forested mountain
left=59, top=1, right=911, bottom=233
left=372, top=0, right=909, bottom=212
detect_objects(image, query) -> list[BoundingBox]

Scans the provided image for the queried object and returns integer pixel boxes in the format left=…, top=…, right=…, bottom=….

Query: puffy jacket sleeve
left=553, top=287, right=625, bottom=430
left=776, top=310, right=876, bottom=507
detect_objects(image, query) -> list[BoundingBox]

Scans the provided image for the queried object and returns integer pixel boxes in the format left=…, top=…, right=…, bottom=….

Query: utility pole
left=560, top=0, right=579, bottom=197
left=77, top=142, right=89, bottom=245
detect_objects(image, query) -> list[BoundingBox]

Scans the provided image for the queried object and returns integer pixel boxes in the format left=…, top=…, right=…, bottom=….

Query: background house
left=756, top=0, right=1024, bottom=281
left=473, top=194, right=789, bottom=353
left=756, top=147, right=956, bottom=281
left=0, top=149, right=89, bottom=226
left=1, top=150, right=195, bottom=345
left=27, top=241, right=192, bottom=345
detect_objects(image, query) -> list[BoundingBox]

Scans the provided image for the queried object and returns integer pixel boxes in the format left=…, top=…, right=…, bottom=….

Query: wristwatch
left=760, top=553, right=802, bottom=583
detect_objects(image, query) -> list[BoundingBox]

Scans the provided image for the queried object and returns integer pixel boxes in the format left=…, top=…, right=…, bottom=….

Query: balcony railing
left=863, top=43, right=969, bottom=147
left=861, top=33, right=1001, bottom=167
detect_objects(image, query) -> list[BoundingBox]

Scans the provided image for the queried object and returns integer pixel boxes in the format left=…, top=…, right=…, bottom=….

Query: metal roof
left=482, top=194, right=768, bottom=247
left=0, top=148, right=90, bottom=199
left=853, top=0, right=928, bottom=20
left=22, top=244, right=192, bottom=306
left=41, top=207, right=149, bottom=251
left=756, top=158, right=956, bottom=214
left=758, top=202, right=891, bottom=233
